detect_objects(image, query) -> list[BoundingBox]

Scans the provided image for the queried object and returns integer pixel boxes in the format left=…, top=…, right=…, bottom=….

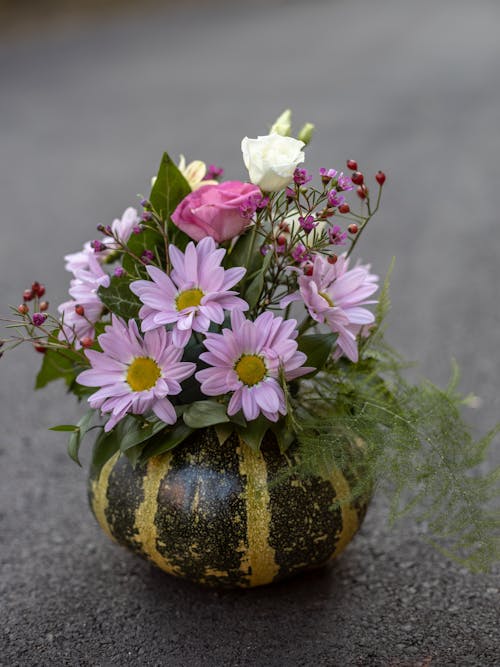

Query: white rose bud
left=297, top=122, right=315, bottom=146
left=241, top=134, right=305, bottom=192
left=270, top=109, right=292, bottom=136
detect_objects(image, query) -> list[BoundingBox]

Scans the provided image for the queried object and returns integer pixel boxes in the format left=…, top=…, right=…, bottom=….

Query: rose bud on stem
left=376, top=170, right=386, bottom=186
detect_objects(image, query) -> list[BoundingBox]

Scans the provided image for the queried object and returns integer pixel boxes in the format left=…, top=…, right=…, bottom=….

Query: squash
left=88, top=427, right=370, bottom=588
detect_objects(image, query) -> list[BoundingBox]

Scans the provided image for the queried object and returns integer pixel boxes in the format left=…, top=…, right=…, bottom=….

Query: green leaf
left=140, top=422, right=194, bottom=460
left=214, top=423, right=234, bottom=446
left=297, top=332, right=338, bottom=373
left=121, top=227, right=165, bottom=276
left=270, top=421, right=296, bottom=453
left=226, top=229, right=261, bottom=274
left=49, top=424, right=79, bottom=432
left=67, top=410, right=94, bottom=466
left=150, top=152, right=191, bottom=220
left=237, top=415, right=270, bottom=452
left=245, top=271, right=265, bottom=309
left=35, top=346, right=84, bottom=390
left=91, top=427, right=120, bottom=478
left=116, top=416, right=166, bottom=452
left=228, top=411, right=247, bottom=428
left=98, top=275, right=143, bottom=321
left=183, top=401, right=230, bottom=429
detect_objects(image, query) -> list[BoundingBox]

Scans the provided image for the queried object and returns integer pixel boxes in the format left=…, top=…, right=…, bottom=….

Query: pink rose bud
left=171, top=181, right=262, bottom=243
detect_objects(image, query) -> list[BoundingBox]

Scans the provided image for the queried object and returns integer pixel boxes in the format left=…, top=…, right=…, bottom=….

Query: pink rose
left=171, top=181, right=262, bottom=243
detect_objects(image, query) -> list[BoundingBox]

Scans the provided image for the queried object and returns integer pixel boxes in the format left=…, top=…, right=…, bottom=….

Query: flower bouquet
left=2, top=110, right=499, bottom=587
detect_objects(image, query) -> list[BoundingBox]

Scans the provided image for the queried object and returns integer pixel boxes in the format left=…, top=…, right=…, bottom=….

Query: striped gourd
left=88, top=427, right=370, bottom=588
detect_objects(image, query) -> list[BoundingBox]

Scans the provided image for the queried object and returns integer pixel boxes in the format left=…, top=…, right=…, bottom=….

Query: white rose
left=241, top=134, right=305, bottom=192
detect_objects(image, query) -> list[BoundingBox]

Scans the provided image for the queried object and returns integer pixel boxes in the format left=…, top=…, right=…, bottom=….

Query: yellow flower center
left=234, top=354, right=267, bottom=387
left=176, top=288, right=204, bottom=311
left=319, top=291, right=334, bottom=307
left=126, top=357, right=161, bottom=392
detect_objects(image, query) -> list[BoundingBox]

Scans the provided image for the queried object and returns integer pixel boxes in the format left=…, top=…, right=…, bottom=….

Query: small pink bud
left=39, top=301, right=49, bottom=312
left=81, top=337, right=94, bottom=349
left=18, top=304, right=29, bottom=315
left=376, top=170, right=386, bottom=185
left=75, top=304, right=85, bottom=317
left=328, top=255, right=338, bottom=264
left=23, top=289, right=34, bottom=301
left=351, top=171, right=364, bottom=186
left=338, top=203, right=350, bottom=214
left=32, top=313, right=48, bottom=327
left=348, top=224, right=359, bottom=234
left=346, top=159, right=358, bottom=171
left=356, top=185, right=368, bottom=200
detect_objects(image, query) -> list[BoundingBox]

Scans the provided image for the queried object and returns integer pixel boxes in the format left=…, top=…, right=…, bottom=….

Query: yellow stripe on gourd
left=90, top=452, right=120, bottom=543
left=238, top=440, right=280, bottom=586
left=328, top=467, right=360, bottom=558
left=133, top=455, right=179, bottom=576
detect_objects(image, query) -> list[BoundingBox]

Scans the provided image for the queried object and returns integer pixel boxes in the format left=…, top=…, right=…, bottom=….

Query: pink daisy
left=77, top=316, right=196, bottom=431
left=64, top=207, right=138, bottom=273
left=282, top=254, right=378, bottom=362
left=58, top=254, right=110, bottom=348
left=130, top=236, right=248, bottom=347
left=196, top=310, right=313, bottom=422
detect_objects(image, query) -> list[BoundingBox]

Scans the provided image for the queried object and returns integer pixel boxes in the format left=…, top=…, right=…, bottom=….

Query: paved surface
left=1, top=1, right=499, bottom=665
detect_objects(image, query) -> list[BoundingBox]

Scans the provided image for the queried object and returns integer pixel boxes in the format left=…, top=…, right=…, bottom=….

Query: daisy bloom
left=196, top=310, right=313, bottom=422
left=64, top=207, right=138, bottom=273
left=281, top=254, right=378, bottom=362
left=77, top=316, right=196, bottom=432
left=58, top=254, right=110, bottom=348
left=130, top=236, right=248, bottom=347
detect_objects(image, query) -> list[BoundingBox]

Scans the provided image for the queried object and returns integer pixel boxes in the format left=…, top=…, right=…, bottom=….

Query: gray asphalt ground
left=1, top=1, right=500, bottom=665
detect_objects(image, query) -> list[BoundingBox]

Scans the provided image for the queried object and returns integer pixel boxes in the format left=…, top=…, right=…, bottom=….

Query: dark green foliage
left=122, top=228, right=165, bottom=277
left=98, top=275, right=143, bottom=320
left=297, top=332, right=338, bottom=374
left=183, top=400, right=230, bottom=428
left=290, top=272, right=500, bottom=572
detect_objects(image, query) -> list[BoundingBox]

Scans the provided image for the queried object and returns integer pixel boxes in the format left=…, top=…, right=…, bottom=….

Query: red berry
left=356, top=185, right=368, bottom=200
left=81, top=337, right=94, bottom=349
left=338, top=203, right=350, bottom=214
left=327, top=255, right=338, bottom=264
left=351, top=171, right=364, bottom=186
left=23, top=289, right=34, bottom=301
left=37, top=284, right=46, bottom=298
left=18, top=304, right=29, bottom=315
left=39, top=301, right=49, bottom=312
left=346, top=159, right=358, bottom=171
left=75, top=304, right=85, bottom=317
left=348, top=223, right=359, bottom=234
left=304, top=264, right=314, bottom=276
left=376, top=170, right=386, bottom=185
left=33, top=343, right=47, bottom=354
left=276, top=234, right=287, bottom=246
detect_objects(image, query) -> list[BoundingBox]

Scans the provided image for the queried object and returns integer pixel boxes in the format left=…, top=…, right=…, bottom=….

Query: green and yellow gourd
left=88, top=428, right=370, bottom=588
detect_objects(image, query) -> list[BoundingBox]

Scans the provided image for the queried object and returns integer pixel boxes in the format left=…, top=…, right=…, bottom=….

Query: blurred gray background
left=1, top=1, right=499, bottom=665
